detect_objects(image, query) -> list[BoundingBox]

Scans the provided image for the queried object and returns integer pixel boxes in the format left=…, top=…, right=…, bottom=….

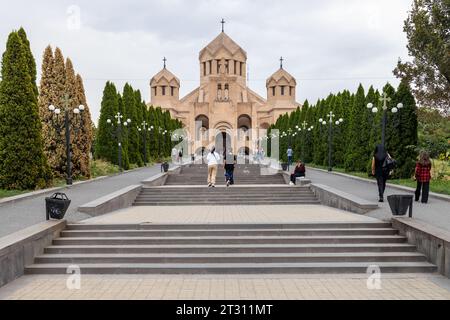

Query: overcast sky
left=0, top=0, right=413, bottom=124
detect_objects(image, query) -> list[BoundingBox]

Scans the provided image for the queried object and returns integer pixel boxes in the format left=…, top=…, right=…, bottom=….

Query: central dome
left=199, top=32, right=247, bottom=60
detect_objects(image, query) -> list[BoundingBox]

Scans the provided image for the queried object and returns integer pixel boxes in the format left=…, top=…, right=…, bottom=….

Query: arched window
left=217, top=84, right=222, bottom=100
left=153, top=87, right=157, bottom=96
left=272, top=87, right=276, bottom=96
left=234, top=61, right=238, bottom=75
left=162, top=86, right=166, bottom=96
left=281, top=86, right=285, bottom=96
left=171, top=86, right=175, bottom=96
left=224, top=84, right=229, bottom=101
left=203, top=62, right=206, bottom=76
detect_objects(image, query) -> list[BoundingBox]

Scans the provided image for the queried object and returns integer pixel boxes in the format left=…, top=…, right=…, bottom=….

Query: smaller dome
left=266, top=68, right=296, bottom=87
left=151, top=68, right=180, bottom=87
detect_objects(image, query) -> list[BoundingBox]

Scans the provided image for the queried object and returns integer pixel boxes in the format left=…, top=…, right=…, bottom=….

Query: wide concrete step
left=53, top=235, right=407, bottom=245
left=25, top=262, right=437, bottom=274
left=60, top=228, right=398, bottom=238
left=44, top=243, right=418, bottom=254
left=132, top=200, right=322, bottom=206
left=65, top=223, right=394, bottom=230
left=34, top=252, right=427, bottom=264
left=134, top=196, right=316, bottom=201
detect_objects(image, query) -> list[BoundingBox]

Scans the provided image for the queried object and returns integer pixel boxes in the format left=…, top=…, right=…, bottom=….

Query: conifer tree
left=18, top=28, right=38, bottom=96
left=122, top=83, right=142, bottom=166
left=38, top=45, right=57, bottom=173
left=73, top=74, right=93, bottom=178
left=345, top=84, right=368, bottom=171
left=95, top=82, right=119, bottom=163
left=393, top=81, right=419, bottom=178
left=0, top=31, right=51, bottom=189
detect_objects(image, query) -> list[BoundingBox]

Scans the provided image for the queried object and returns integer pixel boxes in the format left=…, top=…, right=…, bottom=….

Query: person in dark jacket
left=290, top=161, right=306, bottom=185
left=224, top=150, right=236, bottom=187
left=371, top=144, right=390, bottom=202
left=415, top=151, right=432, bottom=204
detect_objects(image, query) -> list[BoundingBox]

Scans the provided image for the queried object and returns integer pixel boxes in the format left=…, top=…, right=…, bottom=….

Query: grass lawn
left=308, top=163, right=450, bottom=196
left=0, top=159, right=156, bottom=199
left=0, top=189, right=30, bottom=198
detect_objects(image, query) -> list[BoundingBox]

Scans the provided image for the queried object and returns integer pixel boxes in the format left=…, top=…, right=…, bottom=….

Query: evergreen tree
left=393, top=81, right=419, bottom=178
left=17, top=28, right=38, bottom=96
left=73, top=74, right=93, bottom=178
left=38, top=45, right=58, bottom=174
left=122, top=83, right=142, bottom=166
left=0, top=31, right=51, bottom=189
left=95, top=82, right=119, bottom=163
left=345, top=84, right=368, bottom=171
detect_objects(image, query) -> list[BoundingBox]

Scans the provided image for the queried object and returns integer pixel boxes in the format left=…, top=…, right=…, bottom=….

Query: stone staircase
left=25, top=222, right=436, bottom=274
left=133, top=186, right=320, bottom=206
left=165, top=164, right=286, bottom=186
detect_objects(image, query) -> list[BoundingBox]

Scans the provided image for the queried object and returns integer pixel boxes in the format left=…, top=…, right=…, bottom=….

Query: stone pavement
left=80, top=204, right=379, bottom=225
left=0, top=164, right=166, bottom=238
left=1, top=274, right=449, bottom=300
left=307, top=168, right=450, bottom=232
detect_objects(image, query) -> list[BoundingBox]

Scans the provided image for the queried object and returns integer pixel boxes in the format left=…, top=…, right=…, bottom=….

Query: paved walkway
left=0, top=164, right=166, bottom=238
left=1, top=274, right=449, bottom=300
left=81, top=205, right=379, bottom=225
left=307, top=168, right=450, bottom=232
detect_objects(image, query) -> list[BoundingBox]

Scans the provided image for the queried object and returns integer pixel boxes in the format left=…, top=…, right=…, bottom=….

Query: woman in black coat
left=371, top=144, right=389, bottom=202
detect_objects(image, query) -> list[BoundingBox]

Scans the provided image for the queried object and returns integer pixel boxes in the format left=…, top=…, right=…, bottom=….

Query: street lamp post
left=320, top=113, right=344, bottom=172
left=367, top=92, right=403, bottom=148
left=48, top=94, right=85, bottom=185
left=107, top=112, right=131, bottom=172
left=296, top=121, right=314, bottom=163
left=137, top=121, right=151, bottom=166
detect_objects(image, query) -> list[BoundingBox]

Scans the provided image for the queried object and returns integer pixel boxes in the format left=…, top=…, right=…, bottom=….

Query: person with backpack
left=371, top=144, right=394, bottom=203
left=415, top=151, right=432, bottom=204
left=224, top=149, right=236, bottom=187
left=206, top=147, right=221, bottom=187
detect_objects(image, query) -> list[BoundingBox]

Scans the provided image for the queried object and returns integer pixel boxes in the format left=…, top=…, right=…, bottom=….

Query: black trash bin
left=387, top=195, right=413, bottom=217
left=45, top=193, right=71, bottom=220
left=161, top=162, right=169, bottom=172
left=281, top=163, right=288, bottom=171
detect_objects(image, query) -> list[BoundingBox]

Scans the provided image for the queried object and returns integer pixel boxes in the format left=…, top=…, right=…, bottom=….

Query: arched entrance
left=195, top=115, right=209, bottom=141
left=215, top=132, right=232, bottom=156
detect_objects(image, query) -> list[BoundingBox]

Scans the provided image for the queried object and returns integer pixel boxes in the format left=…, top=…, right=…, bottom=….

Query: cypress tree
left=95, top=82, right=119, bottom=163
left=393, top=81, right=419, bottom=178
left=122, top=83, right=142, bottom=166
left=345, top=84, right=368, bottom=172
left=0, top=31, right=51, bottom=190
left=17, top=28, right=38, bottom=96
left=38, top=45, right=58, bottom=174
left=73, top=74, right=93, bottom=178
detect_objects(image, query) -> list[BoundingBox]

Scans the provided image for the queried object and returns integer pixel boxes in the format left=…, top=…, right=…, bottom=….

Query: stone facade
left=148, top=31, right=300, bottom=155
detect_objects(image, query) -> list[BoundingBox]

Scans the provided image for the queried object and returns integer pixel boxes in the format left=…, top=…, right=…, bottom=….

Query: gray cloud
left=0, top=0, right=412, bottom=124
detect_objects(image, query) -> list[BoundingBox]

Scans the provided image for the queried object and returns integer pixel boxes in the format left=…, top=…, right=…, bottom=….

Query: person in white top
left=206, top=147, right=221, bottom=187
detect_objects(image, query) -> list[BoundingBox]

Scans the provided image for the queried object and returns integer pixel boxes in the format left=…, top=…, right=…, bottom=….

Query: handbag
left=382, top=155, right=396, bottom=174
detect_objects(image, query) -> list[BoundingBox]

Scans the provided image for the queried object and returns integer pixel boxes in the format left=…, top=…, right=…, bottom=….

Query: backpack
left=382, top=155, right=396, bottom=174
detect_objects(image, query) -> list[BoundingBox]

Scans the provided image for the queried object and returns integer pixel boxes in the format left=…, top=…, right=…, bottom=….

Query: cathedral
left=148, top=24, right=301, bottom=156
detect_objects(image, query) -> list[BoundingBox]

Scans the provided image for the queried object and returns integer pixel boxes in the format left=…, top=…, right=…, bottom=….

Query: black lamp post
left=138, top=121, right=152, bottom=166
left=48, top=94, right=85, bottom=185
left=296, top=121, right=314, bottom=163
left=320, top=112, right=344, bottom=172
left=107, top=112, right=131, bottom=172
left=367, top=92, right=403, bottom=148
